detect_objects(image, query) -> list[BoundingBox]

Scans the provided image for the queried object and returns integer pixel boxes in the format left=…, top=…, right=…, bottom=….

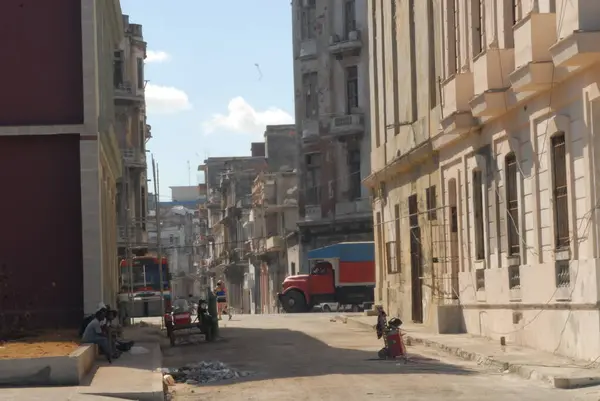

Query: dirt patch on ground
left=0, top=330, right=80, bottom=359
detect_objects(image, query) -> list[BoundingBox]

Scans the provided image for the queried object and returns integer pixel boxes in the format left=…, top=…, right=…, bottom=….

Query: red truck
left=278, top=241, right=375, bottom=313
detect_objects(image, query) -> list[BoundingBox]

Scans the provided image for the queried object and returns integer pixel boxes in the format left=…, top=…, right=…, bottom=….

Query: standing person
left=214, top=280, right=228, bottom=320
left=81, top=309, right=112, bottom=363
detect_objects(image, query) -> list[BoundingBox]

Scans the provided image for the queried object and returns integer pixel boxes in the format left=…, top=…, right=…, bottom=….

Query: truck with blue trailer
left=278, top=241, right=376, bottom=313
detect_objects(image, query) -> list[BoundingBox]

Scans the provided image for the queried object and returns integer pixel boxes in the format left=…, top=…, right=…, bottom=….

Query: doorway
left=448, top=179, right=460, bottom=300
left=408, top=194, right=423, bottom=323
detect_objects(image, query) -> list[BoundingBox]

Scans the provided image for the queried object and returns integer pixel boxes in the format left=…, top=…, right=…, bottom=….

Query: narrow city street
left=163, top=314, right=600, bottom=401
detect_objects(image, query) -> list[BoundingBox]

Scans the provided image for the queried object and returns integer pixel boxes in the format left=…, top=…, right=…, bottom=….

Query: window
left=300, top=1, right=316, bottom=40
left=141, top=188, right=146, bottom=230
left=425, top=186, right=437, bottom=220
left=372, top=1, right=380, bottom=147
left=476, top=268, right=485, bottom=291
left=551, top=133, right=569, bottom=249
left=346, top=66, right=359, bottom=113
left=505, top=153, right=520, bottom=256
left=394, top=204, right=401, bottom=273
left=376, top=212, right=384, bottom=277
left=452, top=0, right=460, bottom=73
left=451, top=206, right=458, bottom=233
left=348, top=148, right=361, bottom=200
left=428, top=1, right=438, bottom=106
left=302, top=72, right=318, bottom=118
left=305, top=153, right=322, bottom=205
left=136, top=58, right=144, bottom=89
left=386, top=241, right=397, bottom=274
left=511, top=0, right=519, bottom=25
left=473, top=170, right=485, bottom=260
left=344, top=0, right=356, bottom=38
left=291, top=262, right=296, bottom=276
left=408, top=194, right=418, bottom=227
left=169, top=234, right=174, bottom=245
left=473, top=0, right=485, bottom=56
left=113, top=51, right=123, bottom=88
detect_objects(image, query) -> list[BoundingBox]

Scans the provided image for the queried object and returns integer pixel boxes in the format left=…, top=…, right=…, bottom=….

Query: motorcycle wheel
left=378, top=348, right=388, bottom=360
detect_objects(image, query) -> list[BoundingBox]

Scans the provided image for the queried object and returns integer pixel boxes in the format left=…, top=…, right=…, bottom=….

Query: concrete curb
left=336, top=315, right=600, bottom=389
left=84, top=342, right=165, bottom=401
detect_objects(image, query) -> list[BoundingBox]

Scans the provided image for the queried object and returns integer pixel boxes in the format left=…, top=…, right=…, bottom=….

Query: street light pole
left=152, top=156, right=166, bottom=324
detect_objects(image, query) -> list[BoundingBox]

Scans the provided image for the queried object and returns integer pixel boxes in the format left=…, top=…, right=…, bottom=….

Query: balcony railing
left=114, top=81, right=144, bottom=102
left=266, top=236, right=285, bottom=252
left=335, top=198, right=371, bottom=217
left=328, top=114, right=364, bottom=137
left=122, top=148, right=146, bottom=168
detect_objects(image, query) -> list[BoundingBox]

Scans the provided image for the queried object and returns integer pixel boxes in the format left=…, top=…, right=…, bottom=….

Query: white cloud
left=202, top=97, right=294, bottom=136
left=145, top=83, right=192, bottom=115
left=146, top=50, right=171, bottom=63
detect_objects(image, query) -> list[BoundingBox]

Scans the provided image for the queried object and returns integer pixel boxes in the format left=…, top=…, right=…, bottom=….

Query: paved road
left=163, top=314, right=600, bottom=401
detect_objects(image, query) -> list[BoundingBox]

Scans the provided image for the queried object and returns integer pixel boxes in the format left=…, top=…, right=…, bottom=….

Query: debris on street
left=164, top=361, right=254, bottom=385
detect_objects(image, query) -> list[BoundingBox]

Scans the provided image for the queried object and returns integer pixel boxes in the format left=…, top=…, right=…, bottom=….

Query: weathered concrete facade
left=0, top=0, right=124, bottom=325
left=434, top=0, right=600, bottom=361
left=364, top=0, right=443, bottom=327
left=115, top=15, right=150, bottom=258
left=292, top=0, right=373, bottom=266
left=368, top=0, right=600, bottom=362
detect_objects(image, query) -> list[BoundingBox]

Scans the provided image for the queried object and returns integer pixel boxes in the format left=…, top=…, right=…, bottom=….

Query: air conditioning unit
left=348, top=30, right=360, bottom=41
left=329, top=34, right=340, bottom=45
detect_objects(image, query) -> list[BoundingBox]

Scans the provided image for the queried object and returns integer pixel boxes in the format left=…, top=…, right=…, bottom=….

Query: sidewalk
left=337, top=314, right=600, bottom=389
left=0, top=324, right=166, bottom=401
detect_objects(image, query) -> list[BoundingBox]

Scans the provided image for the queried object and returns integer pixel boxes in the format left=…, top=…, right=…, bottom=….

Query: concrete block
left=0, top=344, right=96, bottom=386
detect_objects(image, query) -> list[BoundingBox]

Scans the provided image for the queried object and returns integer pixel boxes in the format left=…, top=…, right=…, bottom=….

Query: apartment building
left=369, top=0, right=600, bottom=362
left=292, top=0, right=373, bottom=272
left=246, top=125, right=300, bottom=314
left=115, top=15, right=150, bottom=259
left=199, top=152, right=266, bottom=310
left=0, top=1, right=126, bottom=328
left=364, top=0, right=442, bottom=328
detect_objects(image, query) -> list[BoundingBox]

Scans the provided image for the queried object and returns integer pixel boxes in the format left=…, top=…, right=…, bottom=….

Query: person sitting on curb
left=81, top=309, right=112, bottom=364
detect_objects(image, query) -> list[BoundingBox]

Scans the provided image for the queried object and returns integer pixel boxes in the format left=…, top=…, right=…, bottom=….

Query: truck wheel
left=281, top=291, right=307, bottom=313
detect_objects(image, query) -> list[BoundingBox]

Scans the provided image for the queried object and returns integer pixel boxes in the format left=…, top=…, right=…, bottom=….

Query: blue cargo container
left=307, top=241, right=375, bottom=262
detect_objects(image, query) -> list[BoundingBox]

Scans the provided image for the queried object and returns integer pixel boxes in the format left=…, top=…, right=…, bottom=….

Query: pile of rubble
left=164, top=360, right=254, bottom=385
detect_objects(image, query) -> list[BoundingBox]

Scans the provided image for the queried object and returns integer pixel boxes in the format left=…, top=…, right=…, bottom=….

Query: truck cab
left=278, top=242, right=375, bottom=313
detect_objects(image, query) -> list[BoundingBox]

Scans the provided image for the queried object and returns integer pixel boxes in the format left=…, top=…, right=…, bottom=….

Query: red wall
left=0, top=135, right=83, bottom=330
left=0, top=0, right=84, bottom=126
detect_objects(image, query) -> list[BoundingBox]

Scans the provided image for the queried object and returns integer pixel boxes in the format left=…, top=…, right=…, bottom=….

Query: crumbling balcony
left=328, top=114, right=364, bottom=139
left=470, top=49, right=514, bottom=118
left=510, top=11, right=557, bottom=93
left=550, top=0, right=600, bottom=69
left=122, top=148, right=146, bottom=168
left=114, top=81, right=144, bottom=103
left=328, top=31, right=362, bottom=57
left=439, top=73, right=478, bottom=139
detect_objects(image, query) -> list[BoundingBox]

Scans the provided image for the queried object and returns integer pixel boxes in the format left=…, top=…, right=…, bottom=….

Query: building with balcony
left=199, top=150, right=266, bottom=309
left=249, top=171, right=299, bottom=314
left=115, top=15, right=149, bottom=259
left=368, top=0, right=600, bottom=362
left=0, top=0, right=125, bottom=327
left=292, top=0, right=373, bottom=271
left=363, top=0, right=442, bottom=331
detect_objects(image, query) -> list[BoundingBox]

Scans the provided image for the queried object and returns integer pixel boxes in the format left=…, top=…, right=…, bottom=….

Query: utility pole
left=124, top=161, right=134, bottom=322
left=152, top=156, right=166, bottom=321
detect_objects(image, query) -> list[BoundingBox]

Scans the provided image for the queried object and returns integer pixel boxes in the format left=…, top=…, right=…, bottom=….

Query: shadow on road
left=162, top=326, right=476, bottom=386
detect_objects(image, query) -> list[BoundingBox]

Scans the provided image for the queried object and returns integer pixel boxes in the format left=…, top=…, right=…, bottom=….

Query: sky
left=120, top=0, right=295, bottom=201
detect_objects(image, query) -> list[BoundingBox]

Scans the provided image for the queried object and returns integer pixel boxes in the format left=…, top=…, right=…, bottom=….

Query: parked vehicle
left=316, top=302, right=365, bottom=313
left=118, top=256, right=172, bottom=317
left=164, top=298, right=214, bottom=346
left=278, top=242, right=375, bottom=313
